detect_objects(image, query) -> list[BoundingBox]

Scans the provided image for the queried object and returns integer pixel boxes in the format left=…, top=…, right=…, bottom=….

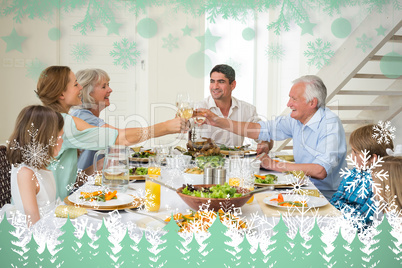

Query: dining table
left=55, top=162, right=342, bottom=242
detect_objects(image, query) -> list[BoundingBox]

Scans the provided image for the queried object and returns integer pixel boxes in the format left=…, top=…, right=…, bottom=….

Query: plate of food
left=164, top=210, right=247, bottom=232
left=129, top=150, right=156, bottom=163
left=129, top=167, right=148, bottom=180
left=64, top=190, right=142, bottom=210
left=263, top=193, right=328, bottom=210
left=254, top=172, right=307, bottom=188
left=219, top=144, right=256, bottom=156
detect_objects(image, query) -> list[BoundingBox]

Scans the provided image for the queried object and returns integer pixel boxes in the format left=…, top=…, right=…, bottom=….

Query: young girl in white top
left=7, top=105, right=64, bottom=226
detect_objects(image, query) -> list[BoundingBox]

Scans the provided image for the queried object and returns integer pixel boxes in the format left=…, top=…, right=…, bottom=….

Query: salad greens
left=131, top=151, right=155, bottom=158
left=196, top=155, right=225, bottom=169
left=181, top=183, right=243, bottom=198
left=219, top=144, right=248, bottom=151
left=129, top=167, right=148, bottom=175
left=254, top=174, right=278, bottom=184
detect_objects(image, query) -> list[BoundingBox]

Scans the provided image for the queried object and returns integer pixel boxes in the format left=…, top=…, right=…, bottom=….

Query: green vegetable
left=196, top=155, right=225, bottom=169
left=129, top=167, right=148, bottom=175
left=182, top=183, right=242, bottom=198
left=135, top=167, right=148, bottom=175
left=131, top=151, right=155, bottom=158
left=254, top=174, right=278, bottom=184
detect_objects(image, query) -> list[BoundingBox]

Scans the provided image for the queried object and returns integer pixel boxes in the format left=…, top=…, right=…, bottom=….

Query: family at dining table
left=4, top=63, right=402, bottom=227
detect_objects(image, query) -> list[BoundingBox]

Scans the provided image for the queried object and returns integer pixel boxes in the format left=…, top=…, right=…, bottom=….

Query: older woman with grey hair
left=71, top=68, right=114, bottom=171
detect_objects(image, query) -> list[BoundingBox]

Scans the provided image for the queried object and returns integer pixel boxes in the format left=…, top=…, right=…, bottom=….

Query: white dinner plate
left=255, top=172, right=307, bottom=188
left=67, top=192, right=140, bottom=209
left=263, top=194, right=328, bottom=210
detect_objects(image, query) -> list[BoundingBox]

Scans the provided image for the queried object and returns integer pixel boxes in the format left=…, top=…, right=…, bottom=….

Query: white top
left=196, top=96, right=260, bottom=147
left=11, top=164, right=57, bottom=216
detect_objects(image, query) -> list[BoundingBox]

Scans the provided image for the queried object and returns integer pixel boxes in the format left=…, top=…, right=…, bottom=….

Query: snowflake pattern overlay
left=304, top=38, right=334, bottom=69
left=109, top=38, right=141, bottom=70
left=162, top=34, right=179, bottom=52
left=25, top=58, right=47, bottom=81
left=266, top=43, right=285, bottom=61
left=7, top=123, right=57, bottom=169
left=356, top=33, right=373, bottom=52
left=341, top=149, right=386, bottom=200
left=372, top=121, right=396, bottom=144
left=70, top=42, right=91, bottom=63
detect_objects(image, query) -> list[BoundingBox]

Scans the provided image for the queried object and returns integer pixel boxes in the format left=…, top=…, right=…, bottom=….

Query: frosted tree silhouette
left=304, top=219, right=328, bottom=267
left=202, top=213, right=236, bottom=267
left=118, top=229, right=138, bottom=267
left=78, top=226, right=96, bottom=265
left=55, top=217, right=79, bottom=267
left=24, top=233, right=39, bottom=267
left=266, top=215, right=292, bottom=266
left=136, top=232, right=157, bottom=267
left=184, top=233, right=203, bottom=266
left=0, top=213, right=23, bottom=266
left=330, top=228, right=351, bottom=267
left=157, top=215, right=186, bottom=267
left=368, top=216, right=400, bottom=267
left=235, top=235, right=253, bottom=267
left=290, top=228, right=307, bottom=265
left=92, top=220, right=116, bottom=266
left=348, top=231, right=368, bottom=267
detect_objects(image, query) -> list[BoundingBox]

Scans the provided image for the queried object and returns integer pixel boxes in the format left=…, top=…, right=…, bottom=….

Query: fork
left=124, top=208, right=183, bottom=225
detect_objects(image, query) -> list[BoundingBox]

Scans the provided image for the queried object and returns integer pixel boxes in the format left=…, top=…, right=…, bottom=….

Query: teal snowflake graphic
left=109, top=38, right=141, bottom=70
left=304, top=38, right=334, bottom=69
left=356, top=34, right=373, bottom=53
left=225, top=58, right=242, bottom=76
left=26, top=58, right=47, bottom=81
left=162, top=34, right=179, bottom=52
left=70, top=43, right=91, bottom=63
left=266, top=43, right=285, bottom=61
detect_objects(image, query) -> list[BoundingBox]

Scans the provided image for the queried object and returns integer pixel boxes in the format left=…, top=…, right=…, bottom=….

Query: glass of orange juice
left=145, top=157, right=162, bottom=212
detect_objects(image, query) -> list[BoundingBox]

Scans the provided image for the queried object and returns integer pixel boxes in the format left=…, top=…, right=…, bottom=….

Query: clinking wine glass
left=178, top=101, right=193, bottom=120
left=176, top=93, right=190, bottom=116
left=193, top=102, right=206, bottom=140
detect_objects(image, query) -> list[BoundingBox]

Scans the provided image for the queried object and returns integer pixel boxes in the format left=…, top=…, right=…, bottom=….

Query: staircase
left=275, top=7, right=402, bottom=153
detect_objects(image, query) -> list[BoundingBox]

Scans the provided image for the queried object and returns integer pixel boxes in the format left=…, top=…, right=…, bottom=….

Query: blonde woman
left=35, top=66, right=186, bottom=199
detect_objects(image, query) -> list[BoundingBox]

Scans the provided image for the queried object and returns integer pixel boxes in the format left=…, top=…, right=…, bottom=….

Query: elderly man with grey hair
left=196, top=75, right=347, bottom=200
left=71, top=68, right=114, bottom=171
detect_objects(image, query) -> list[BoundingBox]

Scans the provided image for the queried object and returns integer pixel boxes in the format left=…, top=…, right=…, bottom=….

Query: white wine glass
left=176, top=93, right=190, bottom=116
left=193, top=102, right=207, bottom=140
left=178, top=101, right=193, bottom=120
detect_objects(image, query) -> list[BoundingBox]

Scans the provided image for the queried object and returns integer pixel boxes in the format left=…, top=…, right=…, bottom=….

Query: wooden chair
left=0, top=145, right=11, bottom=207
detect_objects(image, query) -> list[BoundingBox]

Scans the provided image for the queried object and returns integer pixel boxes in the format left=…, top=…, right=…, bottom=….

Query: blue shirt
left=258, top=107, right=347, bottom=192
left=70, top=109, right=106, bottom=171
left=330, top=168, right=375, bottom=225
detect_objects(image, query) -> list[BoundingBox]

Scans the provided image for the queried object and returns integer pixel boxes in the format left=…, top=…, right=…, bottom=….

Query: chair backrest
left=0, top=145, right=11, bottom=207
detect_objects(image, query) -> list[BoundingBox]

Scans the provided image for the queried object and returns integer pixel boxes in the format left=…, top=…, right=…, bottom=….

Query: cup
left=94, top=145, right=129, bottom=192
left=145, top=176, right=161, bottom=212
left=251, top=160, right=261, bottom=175
left=145, top=157, right=162, bottom=212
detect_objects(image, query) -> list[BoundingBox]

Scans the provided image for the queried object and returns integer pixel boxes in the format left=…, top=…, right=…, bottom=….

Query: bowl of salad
left=176, top=183, right=252, bottom=211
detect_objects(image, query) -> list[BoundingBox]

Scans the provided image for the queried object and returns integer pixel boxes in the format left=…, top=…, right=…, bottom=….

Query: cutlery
left=124, top=208, right=183, bottom=225
left=147, top=177, right=178, bottom=192
left=251, top=152, right=266, bottom=163
left=243, top=185, right=275, bottom=196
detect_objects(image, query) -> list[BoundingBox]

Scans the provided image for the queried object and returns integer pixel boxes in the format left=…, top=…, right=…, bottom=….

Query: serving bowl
left=183, top=173, right=204, bottom=185
left=176, top=184, right=252, bottom=211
